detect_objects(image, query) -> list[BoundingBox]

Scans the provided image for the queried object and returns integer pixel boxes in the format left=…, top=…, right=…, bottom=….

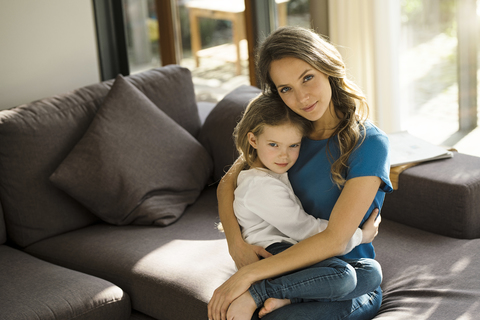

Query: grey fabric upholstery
left=0, top=88, right=101, bottom=248
left=125, top=66, right=201, bottom=138
left=198, top=85, right=261, bottom=182
left=0, top=245, right=131, bottom=319
left=0, top=202, right=5, bottom=245
left=24, top=188, right=480, bottom=320
left=374, top=219, right=480, bottom=319
left=129, top=310, right=157, bottom=320
left=25, top=186, right=236, bottom=320
left=382, top=152, right=480, bottom=239
left=50, top=75, right=212, bottom=226
left=0, top=66, right=199, bottom=247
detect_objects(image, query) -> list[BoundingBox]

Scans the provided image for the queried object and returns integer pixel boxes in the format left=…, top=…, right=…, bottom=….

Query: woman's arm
left=217, top=159, right=271, bottom=269
left=208, top=175, right=381, bottom=320
left=240, top=175, right=367, bottom=253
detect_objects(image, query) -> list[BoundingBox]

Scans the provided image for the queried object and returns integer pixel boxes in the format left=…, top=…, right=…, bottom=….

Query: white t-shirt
left=234, top=168, right=363, bottom=254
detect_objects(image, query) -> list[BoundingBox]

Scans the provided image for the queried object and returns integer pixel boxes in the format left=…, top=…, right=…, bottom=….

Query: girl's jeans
left=249, top=242, right=383, bottom=320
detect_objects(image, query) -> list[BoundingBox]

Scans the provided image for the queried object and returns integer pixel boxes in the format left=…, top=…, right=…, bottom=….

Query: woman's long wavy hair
left=234, top=94, right=313, bottom=169
left=256, top=26, right=369, bottom=188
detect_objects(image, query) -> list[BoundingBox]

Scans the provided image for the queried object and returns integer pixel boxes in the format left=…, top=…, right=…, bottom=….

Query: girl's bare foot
left=258, top=298, right=291, bottom=318
left=226, top=291, right=257, bottom=320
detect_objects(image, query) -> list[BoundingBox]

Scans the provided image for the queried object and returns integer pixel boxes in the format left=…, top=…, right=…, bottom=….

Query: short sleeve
left=347, top=124, right=393, bottom=193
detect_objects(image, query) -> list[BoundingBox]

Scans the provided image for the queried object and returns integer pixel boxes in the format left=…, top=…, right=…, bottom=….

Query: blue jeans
left=249, top=242, right=383, bottom=320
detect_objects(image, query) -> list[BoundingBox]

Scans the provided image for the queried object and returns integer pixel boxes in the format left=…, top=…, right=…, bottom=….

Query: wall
left=0, top=0, right=100, bottom=110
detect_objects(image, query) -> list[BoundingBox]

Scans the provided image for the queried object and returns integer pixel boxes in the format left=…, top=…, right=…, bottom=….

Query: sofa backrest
left=0, top=201, right=6, bottom=245
left=198, top=85, right=261, bottom=182
left=0, top=65, right=199, bottom=248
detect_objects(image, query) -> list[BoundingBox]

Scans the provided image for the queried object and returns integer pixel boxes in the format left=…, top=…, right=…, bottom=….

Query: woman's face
left=269, top=57, right=333, bottom=124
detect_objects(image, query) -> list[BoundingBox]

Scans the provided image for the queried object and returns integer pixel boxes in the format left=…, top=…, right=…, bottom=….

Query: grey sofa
left=0, top=65, right=479, bottom=320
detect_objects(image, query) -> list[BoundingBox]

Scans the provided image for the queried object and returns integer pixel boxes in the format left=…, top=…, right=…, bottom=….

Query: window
left=123, top=0, right=161, bottom=74
left=400, top=0, right=478, bottom=153
left=175, top=0, right=250, bottom=103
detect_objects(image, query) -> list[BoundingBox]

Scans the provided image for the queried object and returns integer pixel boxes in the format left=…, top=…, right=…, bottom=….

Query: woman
left=208, top=26, right=392, bottom=320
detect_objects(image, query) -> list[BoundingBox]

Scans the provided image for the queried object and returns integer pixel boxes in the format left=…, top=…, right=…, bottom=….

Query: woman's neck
left=309, top=103, right=343, bottom=140
left=309, top=126, right=337, bottom=140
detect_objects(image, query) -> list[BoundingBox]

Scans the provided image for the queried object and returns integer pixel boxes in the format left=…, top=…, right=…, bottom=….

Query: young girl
left=209, top=26, right=392, bottom=320
left=229, top=94, right=381, bottom=319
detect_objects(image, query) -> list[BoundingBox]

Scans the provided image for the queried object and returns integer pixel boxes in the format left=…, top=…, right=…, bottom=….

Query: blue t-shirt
left=288, top=121, right=393, bottom=260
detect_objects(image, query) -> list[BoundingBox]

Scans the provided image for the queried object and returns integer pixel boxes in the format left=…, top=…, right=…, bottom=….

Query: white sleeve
left=341, top=228, right=363, bottom=255
left=243, top=175, right=364, bottom=251
left=243, top=176, right=327, bottom=242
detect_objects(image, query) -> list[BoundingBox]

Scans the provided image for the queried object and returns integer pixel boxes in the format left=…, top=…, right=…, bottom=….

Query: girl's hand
left=361, top=209, right=381, bottom=244
left=230, top=240, right=272, bottom=269
left=208, top=268, right=253, bottom=320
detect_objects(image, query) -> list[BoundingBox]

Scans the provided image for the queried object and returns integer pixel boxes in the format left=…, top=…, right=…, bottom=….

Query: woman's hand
left=361, top=209, right=381, bottom=244
left=208, top=268, right=254, bottom=320
left=230, top=240, right=272, bottom=269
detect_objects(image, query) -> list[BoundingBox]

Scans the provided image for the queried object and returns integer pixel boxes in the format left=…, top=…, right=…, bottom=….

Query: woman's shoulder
left=363, top=121, right=387, bottom=138
left=347, top=121, right=390, bottom=166
left=360, top=121, right=389, bottom=149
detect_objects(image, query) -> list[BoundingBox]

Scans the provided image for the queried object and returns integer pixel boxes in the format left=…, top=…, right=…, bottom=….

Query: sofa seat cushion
left=24, top=186, right=236, bottom=320
left=23, top=188, right=480, bottom=320
left=0, top=245, right=131, bottom=319
left=50, top=75, right=212, bottom=226
left=374, top=219, right=480, bottom=319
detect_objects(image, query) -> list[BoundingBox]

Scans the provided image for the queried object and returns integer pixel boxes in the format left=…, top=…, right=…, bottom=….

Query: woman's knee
left=334, top=263, right=358, bottom=300
left=349, top=258, right=383, bottom=287
left=363, top=259, right=383, bottom=286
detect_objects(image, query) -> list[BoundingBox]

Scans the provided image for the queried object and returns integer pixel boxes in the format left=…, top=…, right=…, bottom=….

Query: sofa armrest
left=382, top=152, right=480, bottom=239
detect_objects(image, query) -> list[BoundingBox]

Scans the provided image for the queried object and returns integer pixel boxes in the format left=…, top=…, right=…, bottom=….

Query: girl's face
left=269, top=57, right=336, bottom=129
left=248, top=123, right=303, bottom=174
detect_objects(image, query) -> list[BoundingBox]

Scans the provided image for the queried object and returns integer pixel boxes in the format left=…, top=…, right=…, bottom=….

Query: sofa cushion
left=382, top=152, right=480, bottom=239
left=198, top=85, right=261, bottom=182
left=25, top=186, right=235, bottom=320
left=374, top=219, right=480, bottom=319
left=50, top=75, right=212, bottom=226
left=0, top=245, right=131, bottom=319
left=0, top=65, right=199, bottom=247
left=127, top=66, right=201, bottom=138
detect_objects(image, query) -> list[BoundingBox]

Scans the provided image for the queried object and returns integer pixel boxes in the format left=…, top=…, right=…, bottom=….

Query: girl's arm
left=217, top=159, right=271, bottom=269
left=208, top=175, right=381, bottom=320
left=240, top=176, right=368, bottom=254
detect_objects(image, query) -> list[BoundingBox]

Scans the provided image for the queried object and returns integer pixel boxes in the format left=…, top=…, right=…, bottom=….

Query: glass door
left=112, top=0, right=324, bottom=105
left=122, top=0, right=161, bottom=74
left=399, top=0, right=478, bottom=150
left=175, top=0, right=250, bottom=103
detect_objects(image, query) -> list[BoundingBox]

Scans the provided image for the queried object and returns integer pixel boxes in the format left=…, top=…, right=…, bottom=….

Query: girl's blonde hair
left=234, top=94, right=313, bottom=169
left=256, top=26, right=369, bottom=187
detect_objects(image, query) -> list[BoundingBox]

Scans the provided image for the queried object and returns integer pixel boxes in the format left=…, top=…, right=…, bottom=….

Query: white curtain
left=328, top=0, right=403, bottom=133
